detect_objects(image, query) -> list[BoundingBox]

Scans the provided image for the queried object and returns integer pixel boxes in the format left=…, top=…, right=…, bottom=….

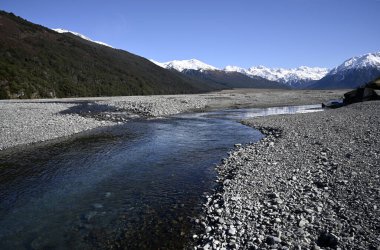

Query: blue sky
left=1, top=0, right=379, bottom=69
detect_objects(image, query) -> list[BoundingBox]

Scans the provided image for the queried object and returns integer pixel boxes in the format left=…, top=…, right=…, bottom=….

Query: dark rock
left=266, top=236, right=281, bottom=245
left=316, top=232, right=339, bottom=248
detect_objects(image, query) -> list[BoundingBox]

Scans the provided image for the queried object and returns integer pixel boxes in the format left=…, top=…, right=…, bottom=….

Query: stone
left=268, top=192, right=279, bottom=199
left=266, top=236, right=281, bottom=245
left=83, top=211, right=97, bottom=221
left=299, top=219, right=308, bottom=228
left=203, top=243, right=211, bottom=250
left=92, top=203, right=103, bottom=209
left=274, top=198, right=283, bottom=204
left=316, top=232, right=339, bottom=248
left=228, top=226, right=237, bottom=236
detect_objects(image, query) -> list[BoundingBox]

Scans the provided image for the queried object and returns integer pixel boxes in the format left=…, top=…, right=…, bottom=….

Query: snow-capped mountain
left=152, top=59, right=328, bottom=88
left=151, top=59, right=288, bottom=89
left=225, top=65, right=329, bottom=88
left=53, top=28, right=113, bottom=48
left=311, top=52, right=380, bottom=89
left=328, top=52, right=380, bottom=75
left=150, top=59, right=219, bottom=72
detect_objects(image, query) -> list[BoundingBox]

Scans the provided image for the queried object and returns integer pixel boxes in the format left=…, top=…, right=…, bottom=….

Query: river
left=0, top=104, right=321, bottom=249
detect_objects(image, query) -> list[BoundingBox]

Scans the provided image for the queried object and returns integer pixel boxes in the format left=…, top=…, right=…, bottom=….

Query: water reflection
left=191, top=104, right=322, bottom=120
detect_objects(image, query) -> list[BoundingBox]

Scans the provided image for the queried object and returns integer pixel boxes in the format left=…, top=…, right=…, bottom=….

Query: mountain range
left=151, top=59, right=330, bottom=88
left=1, top=10, right=379, bottom=99
left=225, top=65, right=329, bottom=88
left=150, top=59, right=288, bottom=89
left=152, top=53, right=380, bottom=89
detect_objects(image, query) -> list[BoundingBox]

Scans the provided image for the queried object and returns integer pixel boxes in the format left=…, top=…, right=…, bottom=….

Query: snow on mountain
left=152, top=59, right=328, bottom=88
left=310, top=52, right=380, bottom=89
left=225, top=65, right=329, bottom=87
left=150, top=59, right=219, bottom=72
left=328, top=52, right=380, bottom=75
left=53, top=28, right=113, bottom=48
left=150, top=59, right=166, bottom=68
left=224, top=65, right=248, bottom=74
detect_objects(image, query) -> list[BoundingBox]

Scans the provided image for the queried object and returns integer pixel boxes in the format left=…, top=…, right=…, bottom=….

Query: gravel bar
left=0, top=102, right=115, bottom=151
left=195, top=101, right=380, bottom=249
left=0, top=95, right=207, bottom=151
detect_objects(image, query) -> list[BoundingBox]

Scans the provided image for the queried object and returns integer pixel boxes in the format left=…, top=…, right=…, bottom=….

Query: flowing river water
left=0, top=104, right=322, bottom=249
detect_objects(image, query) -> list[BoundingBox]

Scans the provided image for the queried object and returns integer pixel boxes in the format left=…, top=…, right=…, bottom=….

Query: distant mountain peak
left=310, top=52, right=380, bottom=89
left=53, top=28, right=113, bottom=48
left=329, top=52, right=380, bottom=75
left=150, top=59, right=219, bottom=72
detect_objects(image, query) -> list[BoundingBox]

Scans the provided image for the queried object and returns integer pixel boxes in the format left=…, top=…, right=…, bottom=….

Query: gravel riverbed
left=0, top=89, right=345, bottom=151
left=195, top=101, right=380, bottom=249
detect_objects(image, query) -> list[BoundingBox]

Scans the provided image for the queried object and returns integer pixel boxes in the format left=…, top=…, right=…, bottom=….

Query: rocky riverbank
left=0, top=89, right=346, bottom=151
left=195, top=101, right=380, bottom=249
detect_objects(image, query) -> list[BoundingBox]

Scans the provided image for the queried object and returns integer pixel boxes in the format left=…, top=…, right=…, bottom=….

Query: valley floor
left=195, top=101, right=380, bottom=249
left=0, top=89, right=346, bottom=151
left=1, top=89, right=379, bottom=249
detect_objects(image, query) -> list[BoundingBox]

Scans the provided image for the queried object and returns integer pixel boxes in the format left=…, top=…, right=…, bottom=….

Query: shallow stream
left=0, top=104, right=321, bottom=249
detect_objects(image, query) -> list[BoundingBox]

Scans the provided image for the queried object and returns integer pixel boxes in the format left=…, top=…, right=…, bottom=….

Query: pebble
left=92, top=203, right=103, bottom=209
left=299, top=219, right=308, bottom=228
left=228, top=226, right=237, bottom=236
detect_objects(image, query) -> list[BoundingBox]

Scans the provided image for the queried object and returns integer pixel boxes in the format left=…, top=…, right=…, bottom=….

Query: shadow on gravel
left=59, top=102, right=141, bottom=123
left=59, top=102, right=117, bottom=115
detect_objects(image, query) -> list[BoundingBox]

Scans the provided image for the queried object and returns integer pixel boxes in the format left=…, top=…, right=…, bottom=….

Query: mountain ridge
left=180, top=69, right=289, bottom=89
left=53, top=28, right=114, bottom=48
left=153, top=52, right=380, bottom=90
left=151, top=59, right=219, bottom=72
left=152, top=59, right=328, bottom=88
left=311, top=52, right=380, bottom=89
left=0, top=11, right=219, bottom=99
left=151, top=59, right=289, bottom=89
left=225, top=65, right=329, bottom=88
left=328, top=52, right=380, bottom=75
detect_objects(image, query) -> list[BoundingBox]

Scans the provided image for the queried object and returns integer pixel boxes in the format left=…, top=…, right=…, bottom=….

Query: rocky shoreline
left=194, top=101, right=380, bottom=249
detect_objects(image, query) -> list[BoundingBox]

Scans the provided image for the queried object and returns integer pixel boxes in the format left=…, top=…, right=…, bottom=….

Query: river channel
left=0, top=104, right=322, bottom=249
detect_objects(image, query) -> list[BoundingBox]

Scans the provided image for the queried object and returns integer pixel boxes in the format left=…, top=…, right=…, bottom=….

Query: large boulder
left=343, top=77, right=380, bottom=104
